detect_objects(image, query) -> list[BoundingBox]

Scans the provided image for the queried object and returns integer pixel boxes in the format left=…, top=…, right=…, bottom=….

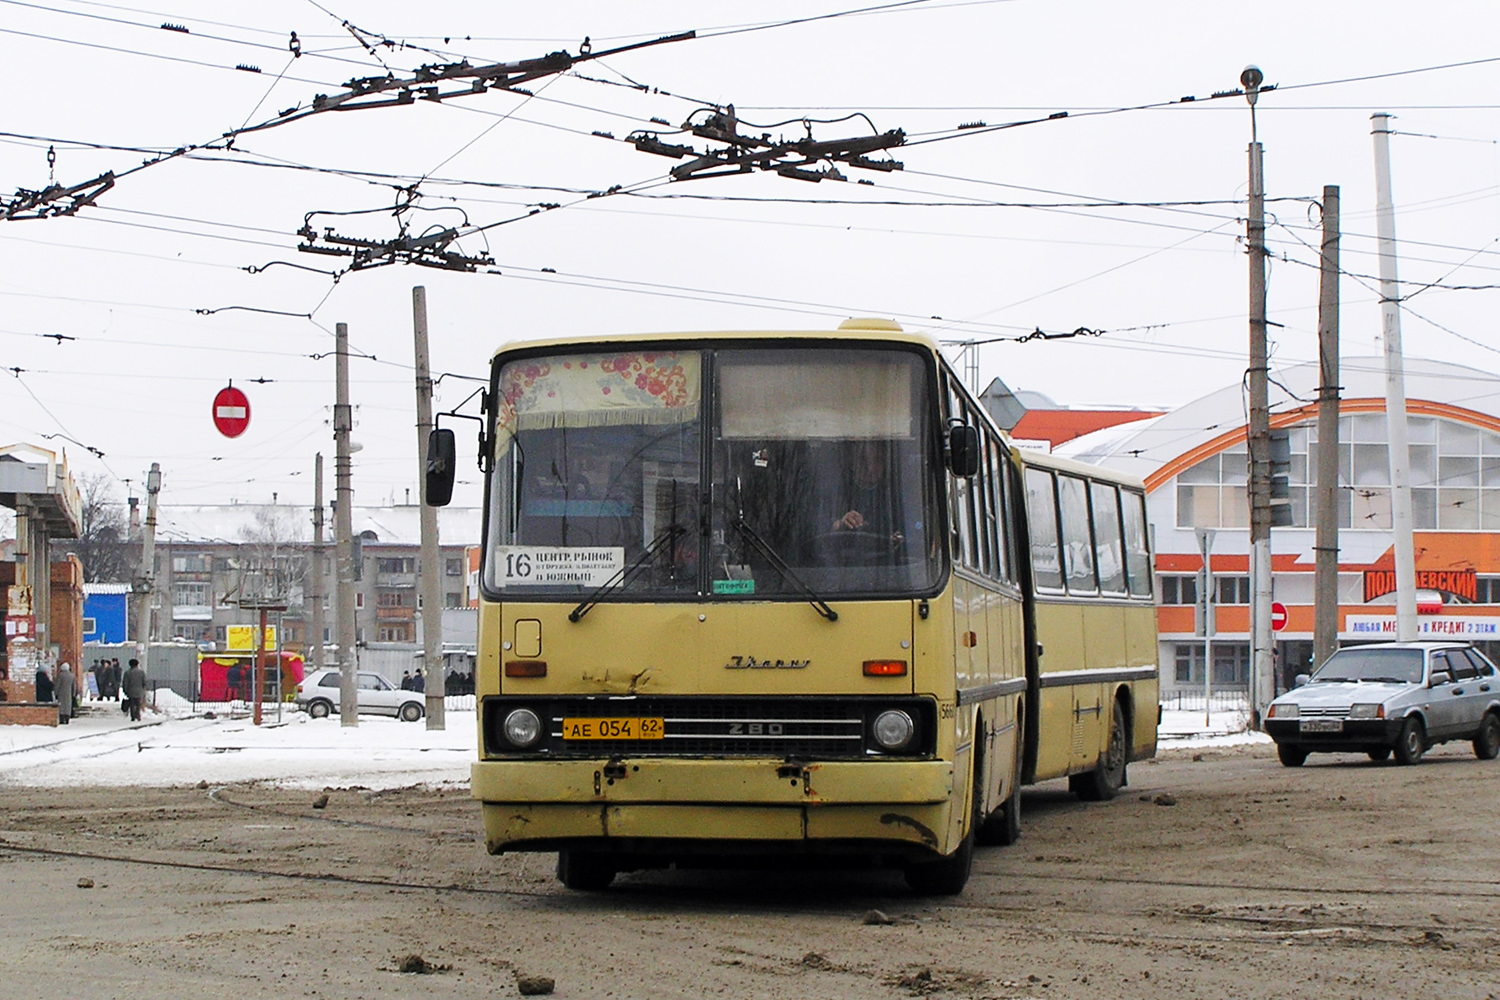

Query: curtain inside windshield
left=710, top=348, right=941, bottom=598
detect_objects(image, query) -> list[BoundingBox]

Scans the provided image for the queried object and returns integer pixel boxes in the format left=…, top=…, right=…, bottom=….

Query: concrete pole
left=1247, top=136, right=1274, bottom=726
left=1372, top=114, right=1419, bottom=641
left=1313, top=186, right=1342, bottom=667
left=334, top=323, right=359, bottom=726
left=137, top=464, right=161, bottom=678
left=412, top=286, right=446, bottom=729
left=310, top=453, right=325, bottom=674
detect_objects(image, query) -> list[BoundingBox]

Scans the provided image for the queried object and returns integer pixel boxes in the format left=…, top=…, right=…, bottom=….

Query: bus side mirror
left=948, top=424, right=980, bottom=478
left=425, top=428, right=456, bottom=507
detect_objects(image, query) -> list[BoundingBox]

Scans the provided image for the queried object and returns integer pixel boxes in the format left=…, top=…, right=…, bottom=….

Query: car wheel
left=1071, top=700, right=1127, bottom=801
left=399, top=701, right=423, bottom=722
left=1393, top=717, right=1426, bottom=766
left=1472, top=712, right=1500, bottom=760
left=557, top=850, right=615, bottom=891
left=1276, top=743, right=1308, bottom=767
left=1366, top=748, right=1391, bottom=762
left=307, top=699, right=332, bottom=719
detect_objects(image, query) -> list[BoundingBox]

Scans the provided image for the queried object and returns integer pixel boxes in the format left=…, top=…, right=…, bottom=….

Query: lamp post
left=1242, top=65, right=1275, bottom=727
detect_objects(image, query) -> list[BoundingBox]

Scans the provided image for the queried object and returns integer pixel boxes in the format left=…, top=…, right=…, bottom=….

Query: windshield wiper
left=730, top=516, right=838, bottom=622
left=569, top=524, right=687, bottom=622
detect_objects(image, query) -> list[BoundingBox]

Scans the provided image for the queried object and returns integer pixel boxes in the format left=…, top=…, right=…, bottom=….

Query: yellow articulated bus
left=426, top=319, right=1159, bottom=894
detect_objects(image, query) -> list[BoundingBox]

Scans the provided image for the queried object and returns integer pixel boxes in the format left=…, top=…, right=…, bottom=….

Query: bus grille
left=482, top=696, right=935, bottom=758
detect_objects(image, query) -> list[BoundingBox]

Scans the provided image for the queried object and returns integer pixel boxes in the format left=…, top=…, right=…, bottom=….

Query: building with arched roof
left=1059, top=356, right=1500, bottom=698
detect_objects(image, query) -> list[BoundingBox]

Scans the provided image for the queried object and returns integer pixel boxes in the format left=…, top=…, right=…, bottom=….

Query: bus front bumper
left=471, top=757, right=957, bottom=856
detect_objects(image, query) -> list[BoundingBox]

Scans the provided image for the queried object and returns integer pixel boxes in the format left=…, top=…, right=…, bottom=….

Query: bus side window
left=1090, top=481, right=1127, bottom=595
left=971, top=411, right=992, bottom=577
left=987, top=438, right=1009, bottom=583
left=1024, top=467, right=1064, bottom=591
left=1121, top=489, right=1153, bottom=598
left=1057, top=474, right=1098, bottom=594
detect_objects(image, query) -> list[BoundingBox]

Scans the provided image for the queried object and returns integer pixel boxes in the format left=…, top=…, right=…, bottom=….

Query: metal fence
left=1158, top=689, right=1252, bottom=714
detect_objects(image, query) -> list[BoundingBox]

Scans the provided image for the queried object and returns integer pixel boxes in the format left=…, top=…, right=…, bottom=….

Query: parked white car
left=1266, top=641, right=1500, bottom=766
left=295, top=668, right=426, bottom=722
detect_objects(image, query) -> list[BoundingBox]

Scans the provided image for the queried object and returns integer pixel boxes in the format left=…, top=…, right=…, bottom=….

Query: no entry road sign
left=213, top=385, right=251, bottom=438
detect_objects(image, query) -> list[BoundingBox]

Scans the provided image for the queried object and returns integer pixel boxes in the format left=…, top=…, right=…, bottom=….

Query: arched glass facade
left=1176, top=413, right=1500, bottom=530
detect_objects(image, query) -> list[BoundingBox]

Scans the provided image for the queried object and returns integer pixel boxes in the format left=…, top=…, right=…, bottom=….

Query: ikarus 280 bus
left=426, top=318, right=1158, bottom=894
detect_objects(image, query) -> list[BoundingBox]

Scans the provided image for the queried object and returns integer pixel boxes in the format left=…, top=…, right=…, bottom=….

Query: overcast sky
left=3, top=0, right=1499, bottom=519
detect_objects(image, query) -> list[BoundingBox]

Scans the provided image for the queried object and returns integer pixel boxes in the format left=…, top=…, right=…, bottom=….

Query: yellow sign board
left=226, top=625, right=278, bottom=651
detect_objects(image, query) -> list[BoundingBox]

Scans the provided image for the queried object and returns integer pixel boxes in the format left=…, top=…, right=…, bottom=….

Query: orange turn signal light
left=863, top=659, right=907, bottom=677
left=505, top=660, right=547, bottom=678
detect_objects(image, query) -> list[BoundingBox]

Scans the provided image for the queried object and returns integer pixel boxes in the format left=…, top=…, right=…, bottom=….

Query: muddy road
left=2, top=741, right=1498, bottom=1000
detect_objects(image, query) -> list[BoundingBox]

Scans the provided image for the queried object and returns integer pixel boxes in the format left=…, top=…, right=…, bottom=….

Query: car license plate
left=561, top=717, right=665, bottom=740
left=1299, top=718, right=1343, bottom=733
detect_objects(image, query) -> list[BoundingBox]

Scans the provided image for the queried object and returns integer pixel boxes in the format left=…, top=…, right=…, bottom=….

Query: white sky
left=3, top=0, right=1499, bottom=512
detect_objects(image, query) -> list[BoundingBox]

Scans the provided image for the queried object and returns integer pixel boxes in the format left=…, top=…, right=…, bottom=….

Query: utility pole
left=1314, top=186, right=1342, bottom=667
left=412, top=286, right=445, bottom=729
left=334, top=323, right=358, bottom=726
left=1242, top=66, right=1275, bottom=727
left=310, top=452, right=325, bottom=675
left=134, top=463, right=162, bottom=677
left=1372, top=113, right=1418, bottom=640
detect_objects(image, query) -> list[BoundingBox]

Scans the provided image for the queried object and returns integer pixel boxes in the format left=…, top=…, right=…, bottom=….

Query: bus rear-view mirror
left=426, top=428, right=457, bottom=506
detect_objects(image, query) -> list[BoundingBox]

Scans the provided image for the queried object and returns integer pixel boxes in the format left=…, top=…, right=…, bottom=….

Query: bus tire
left=557, top=850, right=615, bottom=891
left=1070, top=699, right=1127, bottom=802
left=904, top=755, right=979, bottom=895
left=977, top=729, right=1022, bottom=847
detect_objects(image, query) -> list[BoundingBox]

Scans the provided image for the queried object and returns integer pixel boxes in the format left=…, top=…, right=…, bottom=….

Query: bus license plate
left=1299, top=718, right=1342, bottom=733
left=562, top=717, right=665, bottom=740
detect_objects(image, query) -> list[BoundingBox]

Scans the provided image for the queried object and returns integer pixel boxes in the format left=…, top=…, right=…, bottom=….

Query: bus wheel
left=977, top=735, right=1022, bottom=847
left=905, top=761, right=979, bottom=895
left=1070, top=700, right=1127, bottom=802
left=557, top=850, right=616, bottom=891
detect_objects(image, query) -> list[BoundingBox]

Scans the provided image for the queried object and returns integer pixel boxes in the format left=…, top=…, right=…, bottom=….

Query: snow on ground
left=0, top=695, right=1264, bottom=790
left=0, top=691, right=475, bottom=790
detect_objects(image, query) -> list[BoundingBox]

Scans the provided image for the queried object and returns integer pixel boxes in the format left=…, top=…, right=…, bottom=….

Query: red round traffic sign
left=1271, top=601, right=1289, bottom=632
left=212, top=385, right=251, bottom=438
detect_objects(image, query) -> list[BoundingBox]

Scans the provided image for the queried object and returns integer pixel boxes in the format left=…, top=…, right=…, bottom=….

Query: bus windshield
left=483, top=344, right=943, bottom=599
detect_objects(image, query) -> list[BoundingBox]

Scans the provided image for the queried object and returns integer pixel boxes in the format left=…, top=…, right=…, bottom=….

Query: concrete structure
left=0, top=444, right=83, bottom=721
left=1061, top=357, right=1500, bottom=701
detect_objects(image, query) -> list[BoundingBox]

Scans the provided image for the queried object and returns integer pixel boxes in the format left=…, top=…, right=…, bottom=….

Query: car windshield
left=1312, top=648, right=1424, bottom=684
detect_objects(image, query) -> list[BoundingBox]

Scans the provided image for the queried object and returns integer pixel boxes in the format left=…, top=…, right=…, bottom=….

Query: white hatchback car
left=295, top=668, right=426, bottom=722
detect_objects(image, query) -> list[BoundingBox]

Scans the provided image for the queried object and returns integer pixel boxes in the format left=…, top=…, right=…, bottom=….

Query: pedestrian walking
left=33, top=666, right=55, bottom=703
left=412, top=668, right=425, bottom=694
left=226, top=662, right=242, bottom=704
left=121, top=658, right=147, bottom=722
left=55, top=662, right=75, bottom=725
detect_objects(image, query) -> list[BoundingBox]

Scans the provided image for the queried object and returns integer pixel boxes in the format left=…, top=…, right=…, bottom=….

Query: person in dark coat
left=55, top=663, right=75, bottom=724
left=226, top=662, right=242, bottom=703
left=121, top=658, right=147, bottom=722
left=34, top=666, right=55, bottom=703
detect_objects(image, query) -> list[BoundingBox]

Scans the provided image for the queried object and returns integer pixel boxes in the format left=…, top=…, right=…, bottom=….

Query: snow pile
left=0, top=705, right=476, bottom=790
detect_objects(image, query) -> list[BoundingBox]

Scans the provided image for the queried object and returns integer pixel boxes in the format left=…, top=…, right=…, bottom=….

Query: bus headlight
left=503, top=708, right=543, bottom=748
left=871, top=709, right=915, bottom=751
